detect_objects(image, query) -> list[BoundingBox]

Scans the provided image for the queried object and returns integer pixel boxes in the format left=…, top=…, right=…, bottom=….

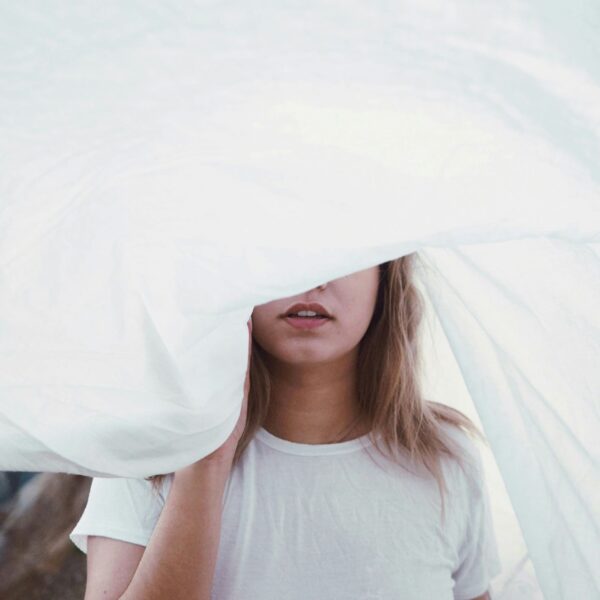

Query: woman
left=70, top=255, right=502, bottom=599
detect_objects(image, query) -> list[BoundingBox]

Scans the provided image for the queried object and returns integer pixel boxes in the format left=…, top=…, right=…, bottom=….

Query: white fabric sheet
left=0, top=3, right=599, bottom=599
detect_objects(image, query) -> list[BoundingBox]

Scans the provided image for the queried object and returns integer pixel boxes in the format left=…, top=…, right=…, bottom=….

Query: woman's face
left=251, top=265, right=381, bottom=366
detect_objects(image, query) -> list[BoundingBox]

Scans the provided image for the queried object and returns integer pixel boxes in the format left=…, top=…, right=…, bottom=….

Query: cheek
left=337, top=308, right=374, bottom=344
left=345, top=284, right=378, bottom=327
left=250, top=312, right=279, bottom=349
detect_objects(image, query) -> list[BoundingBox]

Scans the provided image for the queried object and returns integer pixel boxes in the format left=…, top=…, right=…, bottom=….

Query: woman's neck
left=261, top=350, right=368, bottom=444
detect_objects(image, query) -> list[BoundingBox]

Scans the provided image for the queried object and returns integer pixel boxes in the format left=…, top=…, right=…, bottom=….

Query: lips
left=284, top=314, right=331, bottom=330
left=282, top=302, right=332, bottom=318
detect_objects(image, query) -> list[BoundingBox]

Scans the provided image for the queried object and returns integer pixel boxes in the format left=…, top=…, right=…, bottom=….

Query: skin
left=251, top=265, right=380, bottom=445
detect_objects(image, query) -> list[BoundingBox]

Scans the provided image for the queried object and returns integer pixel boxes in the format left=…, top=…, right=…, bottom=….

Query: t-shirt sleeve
left=69, top=475, right=171, bottom=554
left=451, top=443, right=503, bottom=600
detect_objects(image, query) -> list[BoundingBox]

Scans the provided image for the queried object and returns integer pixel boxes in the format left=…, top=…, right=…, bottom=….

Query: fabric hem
left=454, top=580, right=490, bottom=599
left=254, top=426, right=375, bottom=456
left=69, top=525, right=152, bottom=554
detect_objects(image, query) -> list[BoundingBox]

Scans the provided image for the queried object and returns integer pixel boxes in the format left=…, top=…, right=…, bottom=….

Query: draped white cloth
left=1, top=2, right=598, bottom=598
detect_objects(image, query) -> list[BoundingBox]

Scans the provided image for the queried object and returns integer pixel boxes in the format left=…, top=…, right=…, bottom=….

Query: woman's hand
left=178, top=318, right=253, bottom=472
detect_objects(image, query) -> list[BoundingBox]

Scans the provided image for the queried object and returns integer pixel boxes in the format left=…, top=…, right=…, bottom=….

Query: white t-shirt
left=70, top=422, right=502, bottom=600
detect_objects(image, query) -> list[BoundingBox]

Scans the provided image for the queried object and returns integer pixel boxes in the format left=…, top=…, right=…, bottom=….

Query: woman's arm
left=118, top=320, right=252, bottom=600
left=118, top=458, right=232, bottom=600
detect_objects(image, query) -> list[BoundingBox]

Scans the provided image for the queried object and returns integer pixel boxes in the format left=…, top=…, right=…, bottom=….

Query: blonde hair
left=146, top=253, right=486, bottom=523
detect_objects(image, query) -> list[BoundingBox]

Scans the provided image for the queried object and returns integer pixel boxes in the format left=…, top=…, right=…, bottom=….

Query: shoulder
left=145, top=473, right=174, bottom=503
left=436, top=421, right=486, bottom=496
left=88, top=474, right=174, bottom=512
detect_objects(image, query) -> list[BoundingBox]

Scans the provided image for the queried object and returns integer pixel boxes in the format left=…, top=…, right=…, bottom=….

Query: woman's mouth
left=283, top=315, right=332, bottom=330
